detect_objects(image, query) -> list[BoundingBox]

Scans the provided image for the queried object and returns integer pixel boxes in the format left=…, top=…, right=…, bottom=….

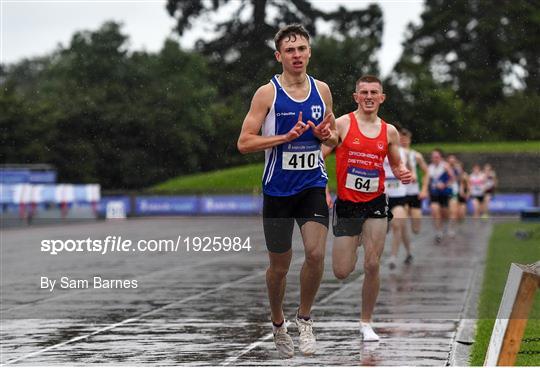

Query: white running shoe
left=360, top=322, right=380, bottom=342
left=295, top=315, right=316, bottom=355
left=273, top=322, right=294, bottom=358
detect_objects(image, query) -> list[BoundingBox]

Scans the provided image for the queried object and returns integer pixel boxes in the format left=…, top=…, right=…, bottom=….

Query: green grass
left=413, top=140, right=540, bottom=154
left=469, top=222, right=540, bottom=366
left=151, top=163, right=264, bottom=194
left=150, top=140, right=538, bottom=194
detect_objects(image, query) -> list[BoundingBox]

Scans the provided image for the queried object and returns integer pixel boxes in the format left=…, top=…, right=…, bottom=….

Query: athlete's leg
left=410, top=206, right=422, bottom=234
left=332, top=235, right=360, bottom=279
left=459, top=202, right=467, bottom=221
left=482, top=194, right=491, bottom=217
left=472, top=198, right=481, bottom=218
left=298, top=221, right=327, bottom=317
left=430, top=202, right=442, bottom=231
left=359, top=217, right=387, bottom=322
left=390, top=206, right=407, bottom=260
left=267, top=249, right=293, bottom=324
left=401, top=211, right=412, bottom=256
left=448, top=197, right=458, bottom=236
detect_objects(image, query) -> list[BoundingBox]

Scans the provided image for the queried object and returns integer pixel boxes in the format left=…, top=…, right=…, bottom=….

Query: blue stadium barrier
left=420, top=192, right=534, bottom=215
left=488, top=193, right=535, bottom=213
left=135, top=196, right=198, bottom=216
left=0, top=169, right=57, bottom=184
left=199, top=195, right=263, bottom=215
left=0, top=170, right=31, bottom=184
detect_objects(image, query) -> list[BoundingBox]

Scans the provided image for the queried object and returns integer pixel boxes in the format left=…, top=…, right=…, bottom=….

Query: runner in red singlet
left=323, top=75, right=411, bottom=342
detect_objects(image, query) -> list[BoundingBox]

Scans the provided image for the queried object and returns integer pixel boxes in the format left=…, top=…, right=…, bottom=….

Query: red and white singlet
left=335, top=113, right=388, bottom=203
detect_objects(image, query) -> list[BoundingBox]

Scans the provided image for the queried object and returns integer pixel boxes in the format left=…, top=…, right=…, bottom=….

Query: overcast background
left=1, top=0, right=423, bottom=76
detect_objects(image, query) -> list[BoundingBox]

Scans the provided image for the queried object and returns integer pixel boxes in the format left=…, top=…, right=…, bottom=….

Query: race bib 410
left=282, top=142, right=320, bottom=170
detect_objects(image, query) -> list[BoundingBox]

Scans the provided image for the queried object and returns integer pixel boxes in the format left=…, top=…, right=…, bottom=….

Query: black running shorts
left=472, top=195, right=485, bottom=203
left=430, top=193, right=450, bottom=208
left=332, top=194, right=391, bottom=237
left=405, top=194, right=421, bottom=209
left=263, top=187, right=329, bottom=253
left=388, top=196, right=408, bottom=210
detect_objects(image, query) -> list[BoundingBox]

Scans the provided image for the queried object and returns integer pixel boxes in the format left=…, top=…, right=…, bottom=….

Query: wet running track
left=0, top=217, right=491, bottom=366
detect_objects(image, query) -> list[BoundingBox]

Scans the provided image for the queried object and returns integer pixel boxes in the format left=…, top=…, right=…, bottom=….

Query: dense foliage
left=2, top=1, right=539, bottom=189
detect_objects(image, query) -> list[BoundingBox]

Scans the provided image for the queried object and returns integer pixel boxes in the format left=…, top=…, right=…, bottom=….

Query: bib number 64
left=355, top=177, right=371, bottom=191
left=345, top=167, right=379, bottom=193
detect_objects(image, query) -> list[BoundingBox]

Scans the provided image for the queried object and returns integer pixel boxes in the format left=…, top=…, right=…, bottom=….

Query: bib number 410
left=288, top=153, right=316, bottom=169
left=282, top=151, right=320, bottom=170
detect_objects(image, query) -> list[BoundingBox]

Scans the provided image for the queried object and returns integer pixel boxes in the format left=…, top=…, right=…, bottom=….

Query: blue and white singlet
left=428, top=162, right=452, bottom=196
left=262, top=75, right=328, bottom=196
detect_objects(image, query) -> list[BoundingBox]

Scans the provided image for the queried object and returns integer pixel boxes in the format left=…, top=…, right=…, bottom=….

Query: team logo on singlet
left=377, top=141, right=384, bottom=150
left=353, top=138, right=361, bottom=145
left=311, top=105, right=322, bottom=120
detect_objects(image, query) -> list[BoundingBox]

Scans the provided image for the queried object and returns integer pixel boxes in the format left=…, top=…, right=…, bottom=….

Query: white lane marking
left=221, top=273, right=364, bottom=366
left=2, top=270, right=266, bottom=365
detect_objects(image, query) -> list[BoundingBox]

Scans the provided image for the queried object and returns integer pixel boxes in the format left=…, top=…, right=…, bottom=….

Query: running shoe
left=435, top=232, right=443, bottom=243
left=295, top=314, right=316, bottom=355
left=273, top=322, right=294, bottom=358
left=360, top=322, right=380, bottom=342
left=388, top=256, right=397, bottom=270
left=404, top=254, right=414, bottom=264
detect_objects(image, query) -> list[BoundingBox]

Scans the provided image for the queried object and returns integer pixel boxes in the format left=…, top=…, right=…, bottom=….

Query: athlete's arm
left=387, top=125, right=412, bottom=184
left=445, top=163, right=456, bottom=185
left=308, top=81, right=338, bottom=147
left=237, top=84, right=310, bottom=154
left=416, top=152, right=429, bottom=199
left=460, top=173, right=468, bottom=198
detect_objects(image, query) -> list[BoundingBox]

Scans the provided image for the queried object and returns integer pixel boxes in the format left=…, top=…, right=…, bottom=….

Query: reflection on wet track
left=0, top=217, right=492, bottom=365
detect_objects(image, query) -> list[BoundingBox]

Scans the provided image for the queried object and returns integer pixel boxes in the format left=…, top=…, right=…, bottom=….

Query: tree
left=401, top=0, right=540, bottom=110
left=2, top=22, right=222, bottom=189
left=166, top=1, right=383, bottom=102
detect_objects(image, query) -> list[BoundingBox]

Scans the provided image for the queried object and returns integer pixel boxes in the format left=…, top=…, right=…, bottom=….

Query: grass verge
left=150, top=141, right=538, bottom=194
left=413, top=141, right=540, bottom=154
left=469, top=222, right=540, bottom=366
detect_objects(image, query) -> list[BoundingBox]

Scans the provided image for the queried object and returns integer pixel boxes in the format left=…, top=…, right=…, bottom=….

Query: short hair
left=432, top=148, right=444, bottom=157
left=274, top=24, right=310, bottom=51
left=356, top=75, right=383, bottom=91
left=400, top=128, right=412, bottom=137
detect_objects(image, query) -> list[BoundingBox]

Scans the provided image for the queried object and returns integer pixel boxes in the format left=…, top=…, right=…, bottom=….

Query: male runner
left=399, top=128, right=429, bottom=234
left=384, top=132, right=412, bottom=269
left=447, top=154, right=463, bottom=237
left=422, top=149, right=455, bottom=242
left=458, top=168, right=470, bottom=221
left=483, top=163, right=497, bottom=218
left=323, top=75, right=411, bottom=341
left=469, top=164, right=487, bottom=218
left=237, top=24, right=337, bottom=358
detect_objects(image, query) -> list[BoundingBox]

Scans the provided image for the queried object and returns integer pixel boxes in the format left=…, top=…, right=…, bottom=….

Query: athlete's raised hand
left=308, top=113, right=333, bottom=142
left=285, top=111, right=310, bottom=142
